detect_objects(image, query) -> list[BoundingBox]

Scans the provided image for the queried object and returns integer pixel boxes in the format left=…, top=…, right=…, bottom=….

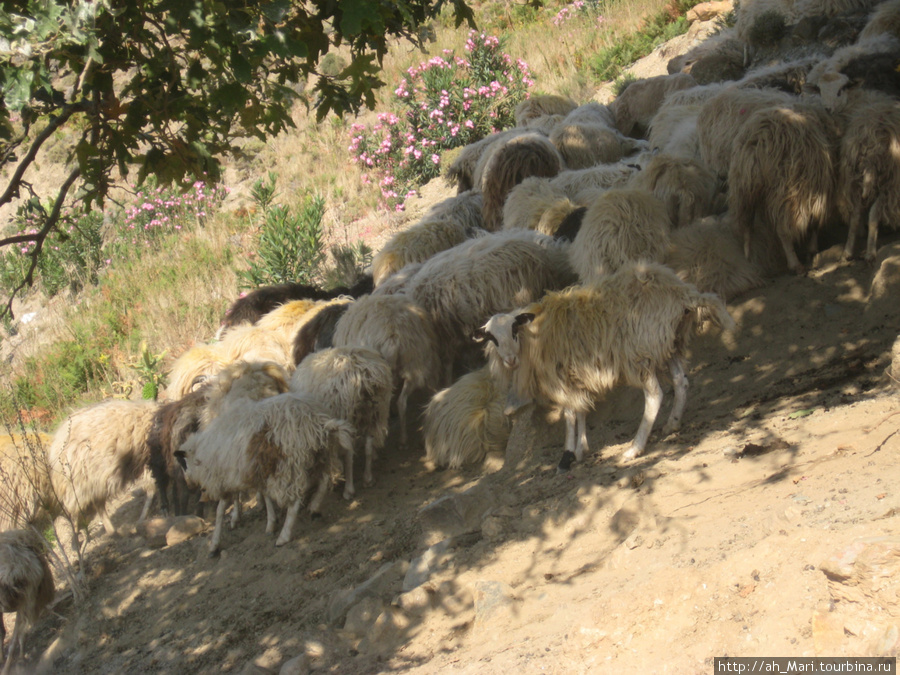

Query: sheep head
left=473, top=311, right=536, bottom=370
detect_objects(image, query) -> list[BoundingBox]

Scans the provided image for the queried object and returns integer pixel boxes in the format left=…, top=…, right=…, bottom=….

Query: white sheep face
left=475, top=312, right=535, bottom=370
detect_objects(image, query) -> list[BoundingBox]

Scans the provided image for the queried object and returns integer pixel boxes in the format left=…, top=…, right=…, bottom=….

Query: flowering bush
left=349, top=31, right=534, bottom=210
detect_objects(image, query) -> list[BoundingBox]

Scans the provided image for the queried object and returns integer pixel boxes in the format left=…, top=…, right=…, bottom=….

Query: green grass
left=590, top=12, right=691, bottom=83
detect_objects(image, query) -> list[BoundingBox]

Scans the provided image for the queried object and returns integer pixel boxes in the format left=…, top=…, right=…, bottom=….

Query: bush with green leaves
left=349, top=31, right=534, bottom=210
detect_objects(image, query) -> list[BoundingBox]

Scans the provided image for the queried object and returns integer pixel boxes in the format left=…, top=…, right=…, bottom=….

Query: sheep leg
left=1, top=612, right=21, bottom=675
left=866, top=198, right=881, bottom=262
left=98, top=505, right=116, bottom=535
left=265, top=495, right=277, bottom=535
left=662, top=358, right=689, bottom=435
left=624, top=371, right=664, bottom=461
left=308, top=471, right=332, bottom=517
left=776, top=220, right=804, bottom=274
left=209, top=499, right=228, bottom=556
left=363, top=436, right=376, bottom=490
left=557, top=409, right=578, bottom=473
left=229, top=497, right=242, bottom=530
left=275, top=499, right=302, bottom=547
left=138, top=488, right=155, bottom=522
left=576, top=410, right=589, bottom=461
left=397, top=379, right=412, bottom=450
left=344, top=439, right=357, bottom=499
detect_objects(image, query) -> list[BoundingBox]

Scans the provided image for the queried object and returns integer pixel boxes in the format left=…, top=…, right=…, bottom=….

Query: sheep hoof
left=275, top=537, right=289, bottom=547
left=342, top=489, right=355, bottom=501
left=623, top=445, right=642, bottom=461
left=556, top=450, right=577, bottom=474
left=208, top=548, right=221, bottom=559
left=662, top=422, right=680, bottom=436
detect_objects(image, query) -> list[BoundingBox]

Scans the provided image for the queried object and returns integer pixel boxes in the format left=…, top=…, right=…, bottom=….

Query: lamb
left=474, top=131, right=564, bottom=231
left=405, top=229, right=577, bottom=374
left=47, top=399, right=160, bottom=540
left=501, top=177, right=580, bottom=235
left=332, top=293, right=442, bottom=449
left=611, top=73, right=698, bottom=138
left=549, top=103, right=646, bottom=169
left=176, top=380, right=353, bottom=554
left=373, top=199, right=484, bottom=285
left=290, top=347, right=392, bottom=499
left=0, top=529, right=54, bottom=675
left=697, top=86, right=798, bottom=178
left=627, top=154, right=717, bottom=228
left=217, top=276, right=374, bottom=335
left=291, top=299, right=354, bottom=365
left=423, top=366, right=511, bottom=470
left=728, top=101, right=840, bottom=272
left=834, top=89, right=900, bottom=261
left=476, top=262, right=734, bottom=471
left=514, top=94, right=578, bottom=126
left=0, top=433, right=53, bottom=533
left=569, top=188, right=672, bottom=284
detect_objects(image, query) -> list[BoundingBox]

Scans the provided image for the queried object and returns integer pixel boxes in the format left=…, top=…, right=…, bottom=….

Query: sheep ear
left=174, top=450, right=188, bottom=472
left=514, top=313, right=535, bottom=327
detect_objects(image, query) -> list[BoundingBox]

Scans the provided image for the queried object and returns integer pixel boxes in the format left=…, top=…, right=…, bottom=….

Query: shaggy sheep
left=697, top=86, right=798, bottom=178
left=501, top=177, right=579, bottom=235
left=834, top=89, right=900, bottom=261
left=521, top=113, right=567, bottom=136
left=859, top=0, right=900, bottom=42
left=0, top=529, right=54, bottom=675
left=736, top=57, right=819, bottom=94
left=661, top=83, right=727, bottom=108
left=0, top=434, right=53, bottom=533
left=627, top=154, right=718, bottom=228
left=611, top=73, right=698, bottom=138
left=290, top=347, right=392, bottom=498
left=548, top=159, right=648, bottom=202
left=477, top=262, right=734, bottom=470
left=47, top=399, right=160, bottom=541
left=176, top=385, right=353, bottom=554
left=446, top=129, right=526, bottom=193
left=291, top=300, right=354, bottom=365
left=805, top=34, right=900, bottom=104
left=370, top=262, right=423, bottom=297
left=549, top=106, right=645, bottom=169
left=647, top=104, right=702, bottom=160
left=332, top=293, right=442, bottom=448
left=423, top=366, right=511, bottom=470
left=475, top=131, right=564, bottom=231
left=664, top=216, right=766, bottom=299
left=218, top=276, right=374, bottom=335
left=405, top=229, right=577, bottom=373
left=728, top=101, right=840, bottom=272
left=373, top=196, right=484, bottom=286
left=164, top=345, right=228, bottom=401
left=514, top=94, right=578, bottom=126
left=569, top=188, right=672, bottom=284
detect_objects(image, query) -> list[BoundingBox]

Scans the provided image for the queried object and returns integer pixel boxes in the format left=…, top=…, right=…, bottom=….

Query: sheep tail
left=693, top=292, right=735, bottom=332
left=326, top=420, right=355, bottom=460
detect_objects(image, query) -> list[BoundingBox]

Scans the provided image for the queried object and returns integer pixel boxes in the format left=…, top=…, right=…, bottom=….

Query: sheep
left=290, top=347, right=392, bottom=499
left=548, top=160, right=648, bottom=202
left=728, top=101, right=840, bottom=273
left=549, top=107, right=646, bottom=170
left=47, top=399, right=160, bottom=541
left=792, top=0, right=883, bottom=23
left=446, top=128, right=527, bottom=193
left=521, top=113, right=567, bottom=136
left=627, top=154, right=718, bottom=228
left=372, top=192, right=484, bottom=288
left=476, top=262, right=734, bottom=471
left=647, top=104, right=702, bottom=160
left=697, top=86, right=798, bottom=178
left=611, top=73, right=698, bottom=138
left=834, top=89, right=900, bottom=261
left=0, top=529, right=54, bottom=675
left=859, top=0, right=900, bottom=42
left=176, top=385, right=354, bottom=554
left=805, top=34, right=900, bottom=104
left=514, top=94, right=578, bottom=126
left=423, top=366, right=511, bottom=470
left=405, top=229, right=577, bottom=375
left=332, top=293, right=442, bottom=449
left=291, top=299, right=354, bottom=365
left=475, top=131, right=564, bottom=231
left=164, top=344, right=228, bottom=401
left=0, top=433, right=53, bottom=534
left=569, top=188, right=672, bottom=284
left=420, top=189, right=485, bottom=231
left=501, top=177, right=579, bottom=235
left=664, top=216, right=767, bottom=299
left=660, top=83, right=727, bottom=108
left=370, top=262, right=423, bottom=297
left=218, top=276, right=374, bottom=335
left=736, top=57, right=819, bottom=94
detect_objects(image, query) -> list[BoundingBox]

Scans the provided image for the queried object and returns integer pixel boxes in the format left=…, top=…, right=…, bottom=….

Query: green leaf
left=339, top=0, right=381, bottom=36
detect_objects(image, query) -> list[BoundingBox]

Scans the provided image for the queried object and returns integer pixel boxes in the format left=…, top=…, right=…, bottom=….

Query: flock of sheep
left=1, top=0, right=899, bottom=668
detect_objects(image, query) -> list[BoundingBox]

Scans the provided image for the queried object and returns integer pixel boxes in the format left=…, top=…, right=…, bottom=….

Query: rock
left=481, top=516, right=507, bottom=540
left=366, top=607, right=410, bottom=650
left=823, top=537, right=900, bottom=611
left=890, top=335, right=900, bottom=391
left=396, top=586, right=437, bottom=614
left=867, top=243, right=900, bottom=328
left=166, top=516, right=206, bottom=546
left=812, top=609, right=846, bottom=656
left=240, top=663, right=274, bottom=675
left=343, top=597, right=386, bottom=637
left=418, top=482, right=498, bottom=544
left=327, top=560, right=409, bottom=625
left=686, top=0, right=733, bottom=23
left=403, top=539, right=451, bottom=592
left=278, top=654, right=310, bottom=675
left=473, top=580, right=517, bottom=628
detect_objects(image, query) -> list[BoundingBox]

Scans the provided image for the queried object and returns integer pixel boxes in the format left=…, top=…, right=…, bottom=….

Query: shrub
left=349, top=31, right=534, bottom=211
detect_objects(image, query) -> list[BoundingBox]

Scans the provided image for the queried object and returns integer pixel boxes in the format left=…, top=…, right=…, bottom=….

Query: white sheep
left=569, top=188, right=672, bottom=284
left=549, top=102, right=645, bottom=169
left=728, top=101, right=840, bottom=273
left=0, top=529, right=54, bottom=675
left=611, top=73, right=698, bottom=138
left=332, top=293, right=442, bottom=449
left=502, top=177, right=580, bottom=235
left=423, top=366, right=511, bottom=470
left=47, top=399, right=160, bottom=541
left=521, top=113, right=567, bottom=136
left=405, top=229, right=577, bottom=375
left=446, top=128, right=528, bottom=193
left=290, top=347, right=392, bottom=499
left=805, top=34, right=900, bottom=105
left=477, top=262, right=734, bottom=470
left=548, top=157, right=651, bottom=203
left=647, top=104, right=702, bottom=160
left=0, top=433, right=53, bottom=534
left=514, top=94, right=578, bottom=126
left=627, top=153, right=717, bottom=228
left=661, top=83, right=727, bottom=108
left=859, top=0, right=900, bottom=42
left=176, top=382, right=354, bottom=554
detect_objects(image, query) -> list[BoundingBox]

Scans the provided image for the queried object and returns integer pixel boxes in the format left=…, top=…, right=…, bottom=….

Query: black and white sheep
left=476, top=262, right=734, bottom=470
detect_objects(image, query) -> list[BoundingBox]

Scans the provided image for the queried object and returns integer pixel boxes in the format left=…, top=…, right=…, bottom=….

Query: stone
left=686, top=0, right=733, bottom=23
left=327, top=560, right=409, bottom=625
left=397, top=585, right=436, bottom=614
left=278, top=654, right=310, bottom=675
left=812, top=610, right=846, bottom=656
left=418, top=482, right=498, bottom=543
left=343, top=596, right=385, bottom=636
left=403, top=539, right=451, bottom=592
left=166, top=516, right=206, bottom=546
left=889, top=335, right=900, bottom=391
left=366, top=607, right=410, bottom=649
left=473, top=580, right=517, bottom=628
